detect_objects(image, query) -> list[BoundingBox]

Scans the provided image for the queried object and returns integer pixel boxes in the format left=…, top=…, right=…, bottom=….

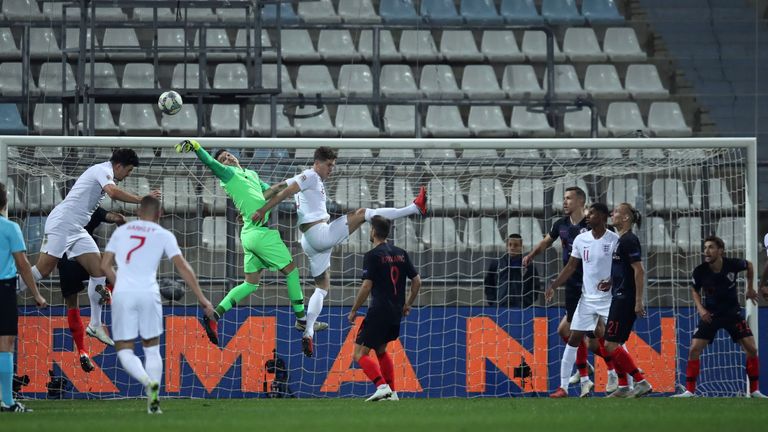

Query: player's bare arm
left=744, top=260, right=758, bottom=304
left=631, top=261, right=646, bottom=317
left=252, top=182, right=300, bottom=223
left=171, top=254, right=215, bottom=319
left=262, top=181, right=288, bottom=201
left=545, top=255, right=580, bottom=303
left=103, top=184, right=160, bottom=204
left=691, top=288, right=711, bottom=323
left=348, top=279, right=373, bottom=323
left=105, top=211, right=127, bottom=226
left=403, top=275, right=422, bottom=316
left=13, top=252, right=47, bottom=308
left=522, top=234, right=554, bottom=267
left=100, top=251, right=118, bottom=287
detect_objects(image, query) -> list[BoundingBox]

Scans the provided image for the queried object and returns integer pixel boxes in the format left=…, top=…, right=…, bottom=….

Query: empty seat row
left=0, top=26, right=646, bottom=64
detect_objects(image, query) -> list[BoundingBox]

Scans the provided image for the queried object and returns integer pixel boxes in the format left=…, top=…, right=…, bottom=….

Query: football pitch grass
left=4, top=398, right=768, bottom=432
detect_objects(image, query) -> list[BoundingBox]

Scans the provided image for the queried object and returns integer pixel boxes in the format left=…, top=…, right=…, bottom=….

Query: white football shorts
left=300, top=216, right=350, bottom=277
left=111, top=289, right=164, bottom=341
left=570, top=297, right=611, bottom=332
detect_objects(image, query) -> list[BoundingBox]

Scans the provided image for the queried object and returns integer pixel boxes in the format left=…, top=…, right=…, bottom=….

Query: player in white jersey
left=761, top=233, right=768, bottom=300
left=101, top=196, right=214, bottom=414
left=20, top=149, right=161, bottom=347
left=251, top=147, right=428, bottom=357
left=545, top=203, right=619, bottom=398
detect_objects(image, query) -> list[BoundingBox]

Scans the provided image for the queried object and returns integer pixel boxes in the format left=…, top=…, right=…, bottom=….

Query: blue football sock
left=0, top=352, right=14, bottom=406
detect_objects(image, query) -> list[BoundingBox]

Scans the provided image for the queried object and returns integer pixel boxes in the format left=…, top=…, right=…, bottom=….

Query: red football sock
left=747, top=356, right=759, bottom=393
left=358, top=355, right=385, bottom=387
left=597, top=339, right=615, bottom=372
left=618, top=372, right=628, bottom=387
left=612, top=346, right=645, bottom=382
left=67, top=308, right=86, bottom=355
left=576, top=340, right=589, bottom=377
left=376, top=352, right=396, bottom=391
left=686, top=359, right=700, bottom=393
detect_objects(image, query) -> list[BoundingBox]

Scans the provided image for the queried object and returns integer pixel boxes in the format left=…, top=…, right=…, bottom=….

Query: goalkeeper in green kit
left=175, top=139, right=327, bottom=345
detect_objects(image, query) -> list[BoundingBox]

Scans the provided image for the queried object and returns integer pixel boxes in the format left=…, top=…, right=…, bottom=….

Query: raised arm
left=176, top=139, right=235, bottom=182
left=171, top=254, right=214, bottom=319
left=522, top=234, right=555, bottom=267
left=251, top=181, right=300, bottom=223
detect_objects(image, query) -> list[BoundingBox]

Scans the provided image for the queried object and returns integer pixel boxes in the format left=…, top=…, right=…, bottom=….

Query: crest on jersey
left=579, top=228, right=588, bottom=234
left=727, top=272, right=735, bottom=282
left=300, top=174, right=307, bottom=181
left=107, top=174, right=112, bottom=180
left=603, top=244, right=611, bottom=253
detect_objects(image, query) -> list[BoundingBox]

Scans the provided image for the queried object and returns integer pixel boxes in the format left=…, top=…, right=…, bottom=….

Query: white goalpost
left=0, top=136, right=758, bottom=398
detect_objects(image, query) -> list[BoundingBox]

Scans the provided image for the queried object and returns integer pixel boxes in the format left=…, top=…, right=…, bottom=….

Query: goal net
left=2, top=136, right=758, bottom=398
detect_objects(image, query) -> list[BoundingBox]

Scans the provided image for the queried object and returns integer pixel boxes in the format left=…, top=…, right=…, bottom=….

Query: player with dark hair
left=348, top=216, right=421, bottom=401
left=671, top=236, right=764, bottom=398
left=603, top=203, right=652, bottom=398
left=19, top=149, right=160, bottom=347
left=252, top=146, right=427, bottom=357
left=547, top=203, right=619, bottom=398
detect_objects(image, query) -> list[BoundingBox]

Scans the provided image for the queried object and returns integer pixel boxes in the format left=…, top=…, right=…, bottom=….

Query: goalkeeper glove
left=175, top=139, right=201, bottom=153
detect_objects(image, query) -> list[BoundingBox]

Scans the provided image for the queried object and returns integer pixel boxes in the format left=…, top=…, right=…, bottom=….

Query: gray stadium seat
left=234, top=29, right=275, bottom=62
left=193, top=29, right=235, bottom=62
left=510, top=107, right=555, bottom=137
left=318, top=30, right=361, bottom=62
left=584, top=64, right=627, bottom=99
left=646, top=217, right=677, bottom=252
left=605, top=102, right=648, bottom=137
left=428, top=178, right=468, bottom=211
left=606, top=178, right=639, bottom=209
left=344, top=223, right=371, bottom=253
left=335, top=105, right=378, bottom=137
left=421, top=149, right=457, bottom=159
left=22, top=216, right=46, bottom=254
left=425, top=106, right=469, bottom=137
left=280, top=29, right=320, bottom=61
left=481, top=31, right=525, bottom=62
left=543, top=64, right=584, bottom=99
left=0, top=63, right=38, bottom=95
left=3, top=0, right=42, bottom=20
left=202, top=178, right=227, bottom=214
left=26, top=176, right=62, bottom=212
left=392, top=218, right=422, bottom=252
left=440, top=31, right=483, bottom=62
left=716, top=217, right=746, bottom=251
left=563, top=108, right=608, bottom=137
left=262, top=64, right=296, bottom=96
left=422, top=218, right=466, bottom=252
left=84, top=103, right=119, bottom=135
left=177, top=5, right=214, bottom=22
left=675, top=217, right=702, bottom=253
left=545, top=149, right=582, bottom=159
left=359, top=30, right=401, bottom=62
left=202, top=217, right=235, bottom=252
left=468, top=178, right=507, bottom=211
left=563, top=27, right=606, bottom=62
left=603, top=28, right=647, bottom=62
left=250, top=104, right=295, bottom=137
left=213, top=63, right=248, bottom=89
left=461, top=65, right=503, bottom=99
left=0, top=28, right=20, bottom=60
left=383, top=105, right=416, bottom=137
left=651, top=178, right=690, bottom=211
left=38, top=62, right=76, bottom=95
left=377, top=178, right=415, bottom=208
left=504, top=149, right=542, bottom=159
left=29, top=28, right=60, bottom=60
left=400, top=30, right=441, bottom=62
left=103, top=28, right=144, bottom=61
left=172, top=64, right=205, bottom=90
left=648, top=102, right=691, bottom=137
left=296, top=65, right=340, bottom=97
left=294, top=105, right=337, bottom=137
left=134, top=7, right=175, bottom=21
left=508, top=179, right=545, bottom=213
left=158, top=29, right=194, bottom=62
left=625, top=64, right=669, bottom=99
left=5, top=177, right=22, bottom=213
left=298, top=0, right=340, bottom=23
left=161, top=105, right=199, bottom=136
left=337, top=148, right=373, bottom=158
left=502, top=65, right=545, bottom=99
left=33, top=103, right=64, bottom=134
left=122, top=63, right=155, bottom=89
left=521, top=30, right=565, bottom=62
left=338, top=64, right=373, bottom=97
left=692, top=179, right=733, bottom=210
left=378, top=149, right=416, bottom=159
left=465, top=217, right=504, bottom=252
left=209, top=105, right=241, bottom=136
left=420, top=65, right=462, bottom=99
left=334, top=178, right=372, bottom=210
left=338, top=0, right=381, bottom=23
left=85, top=63, right=119, bottom=89
left=216, top=6, right=246, bottom=22
left=118, top=104, right=160, bottom=135
left=381, top=65, right=420, bottom=98
left=468, top=106, right=509, bottom=137
left=507, top=217, right=544, bottom=251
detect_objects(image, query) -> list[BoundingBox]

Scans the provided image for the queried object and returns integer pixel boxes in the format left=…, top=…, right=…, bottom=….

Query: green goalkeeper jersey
left=195, top=147, right=271, bottom=232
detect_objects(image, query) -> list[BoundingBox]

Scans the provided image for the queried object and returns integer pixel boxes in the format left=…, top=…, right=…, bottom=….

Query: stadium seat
left=675, top=217, right=702, bottom=253
left=625, top=64, right=669, bottom=99
left=33, top=103, right=64, bottom=135
left=543, top=64, right=584, bottom=99
left=63, top=28, right=93, bottom=60
left=465, top=218, right=503, bottom=252
left=583, top=64, right=627, bottom=99
left=298, top=0, right=340, bottom=23
left=552, top=177, right=589, bottom=211
left=318, top=30, right=361, bottom=62
left=294, top=105, right=337, bottom=137
left=480, top=31, right=525, bottom=62
left=646, top=217, right=677, bottom=252
left=45, top=3, right=125, bottom=20
left=103, top=28, right=144, bottom=61
left=102, top=177, right=149, bottom=211
left=337, top=148, right=373, bottom=159
left=84, top=103, right=119, bottom=135
left=122, top=63, right=155, bottom=89
left=651, top=178, right=690, bottom=211
left=162, top=105, right=199, bottom=136
left=692, top=179, right=733, bottom=210
left=22, top=216, right=46, bottom=254
left=338, top=0, right=380, bottom=23
left=213, top=63, right=248, bottom=89
left=344, top=223, right=371, bottom=253
left=541, top=0, right=583, bottom=25
left=461, top=0, right=503, bottom=24
left=118, top=105, right=160, bottom=136
left=563, top=108, right=608, bottom=137
left=499, top=0, right=543, bottom=25
left=234, top=29, right=275, bottom=62
left=261, top=2, right=300, bottom=24
left=5, top=177, right=23, bottom=213
left=134, top=7, right=175, bottom=21
left=377, top=178, right=414, bottom=208
left=468, top=178, right=507, bottom=211
left=420, top=65, right=462, bottom=99
left=26, top=176, right=62, bottom=213
left=172, top=64, right=205, bottom=89
left=502, top=65, right=545, bottom=99
left=29, top=28, right=60, bottom=60
left=606, top=178, right=639, bottom=209
left=0, top=103, right=26, bottom=134
left=38, top=62, right=75, bottom=94
left=296, top=65, right=340, bottom=97
left=648, top=102, right=692, bottom=137
left=202, top=217, right=230, bottom=252
left=84, top=63, right=119, bottom=89
left=359, top=30, right=401, bottom=61
left=468, top=106, right=509, bottom=137
left=545, top=149, right=581, bottom=159
left=563, top=28, right=606, bottom=62
left=603, top=28, right=646, bottom=62
left=393, top=218, right=423, bottom=252
left=209, top=105, right=241, bottom=136
left=379, top=0, right=420, bottom=24
left=461, top=65, right=503, bottom=99
left=596, top=149, right=623, bottom=159
left=193, top=29, right=235, bottom=62
left=400, top=30, right=441, bottom=62
left=3, top=0, right=43, bottom=20
left=336, top=105, right=379, bottom=137
left=428, top=178, right=467, bottom=211
left=216, top=5, right=247, bottom=22
left=521, top=31, right=565, bottom=62
left=381, top=65, right=420, bottom=98
left=202, top=178, right=227, bottom=214
left=440, top=31, right=483, bottom=62
left=0, top=63, right=38, bottom=95
left=262, top=64, right=296, bottom=96
left=250, top=104, right=295, bottom=137
left=0, top=28, right=19, bottom=60
left=422, top=218, right=466, bottom=252
left=158, top=29, right=194, bottom=62
left=338, top=65, right=373, bottom=97
left=383, top=105, right=416, bottom=137
left=717, top=217, right=746, bottom=250
left=508, top=179, right=545, bottom=213
left=378, top=149, right=416, bottom=159
left=280, top=30, right=320, bottom=61
left=421, top=0, right=463, bottom=24
left=605, top=102, right=647, bottom=137
left=421, top=149, right=457, bottom=159
left=462, top=149, right=498, bottom=159
left=581, top=0, right=624, bottom=24
left=334, top=178, right=372, bottom=210
left=425, top=106, right=469, bottom=138
left=506, top=217, right=544, bottom=251
left=510, top=107, right=555, bottom=137
left=505, top=149, right=542, bottom=159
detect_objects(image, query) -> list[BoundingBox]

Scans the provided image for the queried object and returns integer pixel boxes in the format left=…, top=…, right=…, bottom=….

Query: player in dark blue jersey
left=671, top=236, right=764, bottom=398
left=348, top=216, right=421, bottom=402
left=603, top=203, right=651, bottom=398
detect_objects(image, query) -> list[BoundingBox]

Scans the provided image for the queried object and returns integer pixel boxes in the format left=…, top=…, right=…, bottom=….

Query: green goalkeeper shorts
left=241, top=228, right=292, bottom=273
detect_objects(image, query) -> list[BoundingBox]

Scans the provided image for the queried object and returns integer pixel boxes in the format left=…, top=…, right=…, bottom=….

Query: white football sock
left=304, top=287, right=328, bottom=338
left=560, top=345, right=578, bottom=390
left=143, top=345, right=163, bottom=384
left=364, top=205, right=418, bottom=222
left=117, top=349, right=150, bottom=386
left=87, top=276, right=107, bottom=328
